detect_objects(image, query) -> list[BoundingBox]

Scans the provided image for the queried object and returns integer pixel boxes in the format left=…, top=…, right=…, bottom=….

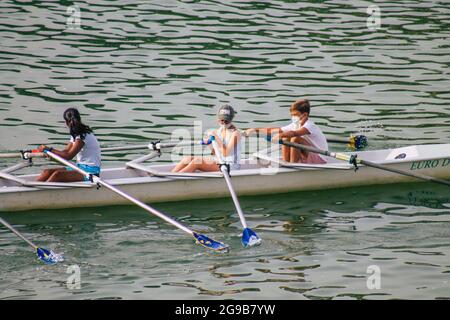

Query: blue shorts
left=66, top=164, right=101, bottom=181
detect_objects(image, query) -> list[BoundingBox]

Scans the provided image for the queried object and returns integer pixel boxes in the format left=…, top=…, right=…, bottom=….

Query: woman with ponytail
left=36, top=108, right=101, bottom=182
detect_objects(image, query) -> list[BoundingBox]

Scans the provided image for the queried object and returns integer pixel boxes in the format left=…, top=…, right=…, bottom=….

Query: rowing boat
left=1, top=143, right=449, bottom=212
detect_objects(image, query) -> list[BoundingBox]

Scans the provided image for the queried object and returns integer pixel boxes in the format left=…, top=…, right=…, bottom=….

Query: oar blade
left=351, top=135, right=368, bottom=150
left=193, top=233, right=229, bottom=253
left=242, top=228, right=262, bottom=247
left=36, top=247, right=64, bottom=265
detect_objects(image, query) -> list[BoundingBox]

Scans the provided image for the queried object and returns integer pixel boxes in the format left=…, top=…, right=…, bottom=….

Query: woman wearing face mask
left=36, top=108, right=101, bottom=182
left=172, top=104, right=242, bottom=173
left=244, top=99, right=328, bottom=164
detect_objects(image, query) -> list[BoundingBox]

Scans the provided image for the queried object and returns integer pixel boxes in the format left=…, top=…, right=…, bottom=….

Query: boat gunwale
left=1, top=143, right=449, bottom=195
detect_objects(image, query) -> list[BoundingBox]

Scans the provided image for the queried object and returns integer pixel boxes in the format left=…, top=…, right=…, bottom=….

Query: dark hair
left=63, top=108, right=92, bottom=140
left=290, top=99, right=310, bottom=114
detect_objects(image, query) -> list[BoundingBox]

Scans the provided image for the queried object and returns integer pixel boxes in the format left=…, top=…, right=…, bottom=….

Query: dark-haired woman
left=244, top=99, right=328, bottom=164
left=36, top=108, right=101, bottom=182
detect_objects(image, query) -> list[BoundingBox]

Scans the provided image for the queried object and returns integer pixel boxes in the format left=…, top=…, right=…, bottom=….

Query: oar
left=0, top=141, right=197, bottom=158
left=277, top=139, right=450, bottom=187
left=242, top=131, right=368, bottom=150
left=102, top=140, right=199, bottom=152
left=44, top=150, right=229, bottom=252
left=0, top=217, right=63, bottom=264
left=209, top=136, right=261, bottom=247
left=0, top=150, right=45, bottom=159
left=328, top=135, right=368, bottom=150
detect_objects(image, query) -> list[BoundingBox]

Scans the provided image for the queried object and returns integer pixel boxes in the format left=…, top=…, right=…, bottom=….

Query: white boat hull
left=1, top=144, right=449, bottom=212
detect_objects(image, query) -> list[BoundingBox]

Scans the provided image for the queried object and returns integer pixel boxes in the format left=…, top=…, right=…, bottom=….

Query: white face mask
left=219, top=121, right=232, bottom=130
left=291, top=116, right=300, bottom=124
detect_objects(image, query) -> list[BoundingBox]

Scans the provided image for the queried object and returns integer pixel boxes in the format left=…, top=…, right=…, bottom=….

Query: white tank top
left=70, top=133, right=102, bottom=168
left=214, top=127, right=241, bottom=165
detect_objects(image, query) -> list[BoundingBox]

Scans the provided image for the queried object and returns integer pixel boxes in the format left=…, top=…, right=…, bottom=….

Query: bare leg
left=282, top=144, right=291, bottom=162
left=47, top=170, right=85, bottom=182
left=172, top=156, right=194, bottom=172
left=288, top=137, right=326, bottom=164
left=290, top=137, right=309, bottom=163
left=36, top=168, right=65, bottom=182
left=179, top=158, right=218, bottom=173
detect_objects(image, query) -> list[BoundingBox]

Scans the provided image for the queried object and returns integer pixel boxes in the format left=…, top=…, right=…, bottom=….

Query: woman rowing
left=36, top=108, right=101, bottom=182
left=245, top=99, right=328, bottom=164
left=172, top=104, right=242, bottom=173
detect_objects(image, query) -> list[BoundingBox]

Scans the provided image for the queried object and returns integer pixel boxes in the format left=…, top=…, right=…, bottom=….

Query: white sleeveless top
left=214, top=127, right=241, bottom=167
left=70, top=133, right=102, bottom=168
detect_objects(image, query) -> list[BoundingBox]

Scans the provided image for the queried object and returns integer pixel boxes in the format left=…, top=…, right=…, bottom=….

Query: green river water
left=0, top=0, right=449, bottom=299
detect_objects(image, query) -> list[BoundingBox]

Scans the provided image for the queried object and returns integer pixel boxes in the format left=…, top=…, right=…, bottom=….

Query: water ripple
left=1, top=0, right=450, bottom=300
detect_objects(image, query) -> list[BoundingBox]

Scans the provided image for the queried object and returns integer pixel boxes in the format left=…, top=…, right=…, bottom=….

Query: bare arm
left=271, top=127, right=310, bottom=141
left=244, top=127, right=282, bottom=137
left=62, top=142, right=73, bottom=153
left=40, top=140, right=84, bottom=160
left=280, top=127, right=310, bottom=139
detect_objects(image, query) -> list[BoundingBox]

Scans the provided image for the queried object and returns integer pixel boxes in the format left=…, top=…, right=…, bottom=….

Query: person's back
left=36, top=108, right=102, bottom=182
left=300, top=119, right=328, bottom=152
left=72, top=132, right=101, bottom=170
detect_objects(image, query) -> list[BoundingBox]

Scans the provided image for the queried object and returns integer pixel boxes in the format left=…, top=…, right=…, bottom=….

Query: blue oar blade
left=193, top=233, right=229, bottom=253
left=353, top=135, right=368, bottom=150
left=242, top=228, right=262, bottom=247
left=36, top=247, right=64, bottom=265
